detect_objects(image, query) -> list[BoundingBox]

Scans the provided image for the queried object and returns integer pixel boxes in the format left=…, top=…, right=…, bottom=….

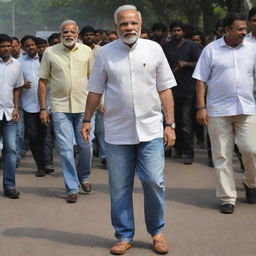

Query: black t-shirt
left=163, top=39, right=200, bottom=97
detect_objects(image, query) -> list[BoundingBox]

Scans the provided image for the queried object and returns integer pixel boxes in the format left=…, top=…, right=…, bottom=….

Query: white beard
left=118, top=30, right=141, bottom=45
left=61, top=37, right=77, bottom=47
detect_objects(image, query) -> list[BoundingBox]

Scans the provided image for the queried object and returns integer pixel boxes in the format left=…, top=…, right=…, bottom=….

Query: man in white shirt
left=81, top=5, right=176, bottom=255
left=193, top=12, right=256, bottom=214
left=246, top=7, right=256, bottom=99
left=0, top=34, right=24, bottom=199
left=19, top=35, right=53, bottom=177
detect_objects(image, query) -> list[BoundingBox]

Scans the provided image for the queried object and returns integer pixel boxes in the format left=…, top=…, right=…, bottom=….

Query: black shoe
left=220, top=203, right=235, bottom=214
left=243, top=183, right=256, bottom=204
left=183, top=157, right=194, bottom=165
left=44, top=168, right=55, bottom=174
left=4, top=188, right=20, bottom=199
left=35, top=169, right=45, bottom=177
left=16, top=158, right=20, bottom=168
left=208, top=157, right=214, bottom=168
left=100, top=158, right=107, bottom=167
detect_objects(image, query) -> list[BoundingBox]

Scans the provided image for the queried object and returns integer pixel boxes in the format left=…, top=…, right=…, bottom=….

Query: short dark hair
left=222, top=12, right=247, bottom=28
left=35, top=37, right=47, bottom=46
left=0, top=34, right=12, bottom=44
left=11, top=36, right=20, bottom=43
left=141, top=27, right=150, bottom=34
left=80, top=25, right=96, bottom=37
left=21, top=35, right=36, bottom=46
left=151, top=23, right=167, bottom=33
left=190, top=30, right=206, bottom=45
left=169, top=20, right=185, bottom=32
left=248, top=7, right=256, bottom=21
left=108, top=30, right=117, bottom=36
left=47, top=33, right=60, bottom=45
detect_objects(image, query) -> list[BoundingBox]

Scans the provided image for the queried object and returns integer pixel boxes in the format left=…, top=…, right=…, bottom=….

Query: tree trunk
left=201, top=0, right=216, bottom=34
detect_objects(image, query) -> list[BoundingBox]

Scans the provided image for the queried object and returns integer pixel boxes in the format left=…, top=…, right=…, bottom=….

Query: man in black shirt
left=163, top=20, right=199, bottom=164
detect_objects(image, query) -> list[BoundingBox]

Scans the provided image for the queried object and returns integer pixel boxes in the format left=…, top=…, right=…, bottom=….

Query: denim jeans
left=0, top=115, right=17, bottom=189
left=106, top=138, right=165, bottom=242
left=52, top=112, right=93, bottom=194
left=16, top=106, right=25, bottom=159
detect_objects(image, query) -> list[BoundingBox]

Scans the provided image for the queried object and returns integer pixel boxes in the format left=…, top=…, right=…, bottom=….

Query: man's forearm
left=13, top=88, right=20, bottom=109
left=84, top=92, right=102, bottom=120
left=196, top=80, right=206, bottom=107
left=38, top=78, right=48, bottom=109
left=159, top=88, right=175, bottom=123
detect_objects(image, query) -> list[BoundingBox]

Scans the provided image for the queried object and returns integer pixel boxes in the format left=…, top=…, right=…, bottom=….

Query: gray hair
left=60, top=20, right=79, bottom=32
left=114, top=5, right=142, bottom=24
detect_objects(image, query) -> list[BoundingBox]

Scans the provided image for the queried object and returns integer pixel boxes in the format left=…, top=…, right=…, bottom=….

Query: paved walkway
left=0, top=147, right=255, bottom=256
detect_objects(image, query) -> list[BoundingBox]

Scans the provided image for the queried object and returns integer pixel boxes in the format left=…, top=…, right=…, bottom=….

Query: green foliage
left=0, top=0, right=238, bottom=38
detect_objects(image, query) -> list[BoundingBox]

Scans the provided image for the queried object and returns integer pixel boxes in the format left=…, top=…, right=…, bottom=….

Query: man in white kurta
left=81, top=5, right=176, bottom=255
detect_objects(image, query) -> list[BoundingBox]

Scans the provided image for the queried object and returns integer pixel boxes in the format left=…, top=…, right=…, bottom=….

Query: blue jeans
left=52, top=112, right=93, bottom=194
left=16, top=106, right=25, bottom=159
left=0, top=115, right=17, bottom=189
left=106, top=138, right=165, bottom=242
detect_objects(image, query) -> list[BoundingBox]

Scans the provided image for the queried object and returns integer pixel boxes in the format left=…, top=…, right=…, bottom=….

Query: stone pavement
left=0, top=147, right=256, bottom=256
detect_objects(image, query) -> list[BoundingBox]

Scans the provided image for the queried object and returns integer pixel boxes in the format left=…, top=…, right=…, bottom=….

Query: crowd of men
left=0, top=4, right=256, bottom=255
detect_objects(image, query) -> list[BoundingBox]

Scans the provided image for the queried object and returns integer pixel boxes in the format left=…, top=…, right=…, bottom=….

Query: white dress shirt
left=19, top=54, right=41, bottom=113
left=193, top=37, right=256, bottom=117
left=87, top=38, right=176, bottom=144
left=0, top=57, right=24, bottom=121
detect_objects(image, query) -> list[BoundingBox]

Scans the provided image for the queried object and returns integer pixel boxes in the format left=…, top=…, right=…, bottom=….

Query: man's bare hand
left=23, top=80, right=32, bottom=89
left=196, top=109, right=208, bottom=126
left=164, top=127, right=176, bottom=150
left=11, top=108, right=19, bottom=122
left=97, top=103, right=105, bottom=113
left=39, top=110, right=50, bottom=126
left=81, top=122, right=91, bottom=143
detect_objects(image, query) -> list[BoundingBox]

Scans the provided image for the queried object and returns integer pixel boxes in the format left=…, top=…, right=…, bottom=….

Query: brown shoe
left=110, top=241, right=131, bottom=255
left=81, top=182, right=92, bottom=193
left=66, top=193, right=77, bottom=203
left=152, top=233, right=169, bottom=254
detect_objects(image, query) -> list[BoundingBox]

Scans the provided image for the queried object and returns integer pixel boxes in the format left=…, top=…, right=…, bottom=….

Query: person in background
left=47, top=33, right=61, bottom=46
left=0, top=33, right=24, bottom=199
left=38, top=20, right=94, bottom=203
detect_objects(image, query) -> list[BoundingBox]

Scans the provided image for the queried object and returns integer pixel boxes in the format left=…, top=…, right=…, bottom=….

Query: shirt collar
left=0, top=56, right=14, bottom=64
left=24, top=54, right=39, bottom=60
left=118, top=38, right=140, bottom=51
left=219, top=36, right=246, bottom=48
left=61, top=42, right=79, bottom=52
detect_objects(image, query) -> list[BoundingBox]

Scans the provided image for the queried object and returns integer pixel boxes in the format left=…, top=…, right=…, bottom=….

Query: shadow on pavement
left=2, top=227, right=150, bottom=249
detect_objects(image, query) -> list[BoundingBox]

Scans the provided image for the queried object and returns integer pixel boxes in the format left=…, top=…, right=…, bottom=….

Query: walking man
left=0, top=34, right=24, bottom=198
left=38, top=20, right=94, bottom=203
left=193, top=13, right=256, bottom=214
left=81, top=5, right=176, bottom=255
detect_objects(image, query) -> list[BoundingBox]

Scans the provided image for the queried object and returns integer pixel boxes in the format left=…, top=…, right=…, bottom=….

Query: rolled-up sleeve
left=192, top=47, right=211, bottom=82
left=87, top=50, right=107, bottom=94
left=38, top=49, right=51, bottom=80
left=156, top=47, right=177, bottom=91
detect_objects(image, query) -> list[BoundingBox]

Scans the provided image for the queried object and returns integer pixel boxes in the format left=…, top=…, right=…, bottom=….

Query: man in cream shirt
left=38, top=20, right=94, bottom=203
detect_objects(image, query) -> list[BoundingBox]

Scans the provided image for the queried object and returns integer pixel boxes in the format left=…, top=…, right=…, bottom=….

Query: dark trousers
left=44, top=115, right=54, bottom=167
left=24, top=111, right=47, bottom=170
left=174, top=94, right=195, bottom=157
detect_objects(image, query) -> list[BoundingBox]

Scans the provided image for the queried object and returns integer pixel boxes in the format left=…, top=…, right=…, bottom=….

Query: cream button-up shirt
left=87, top=38, right=177, bottom=145
left=38, top=43, right=93, bottom=113
left=0, top=57, right=24, bottom=121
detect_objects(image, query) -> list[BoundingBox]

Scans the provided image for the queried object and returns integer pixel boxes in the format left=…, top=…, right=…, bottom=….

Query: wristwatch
left=165, top=123, right=176, bottom=129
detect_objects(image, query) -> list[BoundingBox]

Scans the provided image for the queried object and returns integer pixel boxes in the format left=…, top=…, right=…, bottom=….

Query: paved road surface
left=0, top=147, right=255, bottom=256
